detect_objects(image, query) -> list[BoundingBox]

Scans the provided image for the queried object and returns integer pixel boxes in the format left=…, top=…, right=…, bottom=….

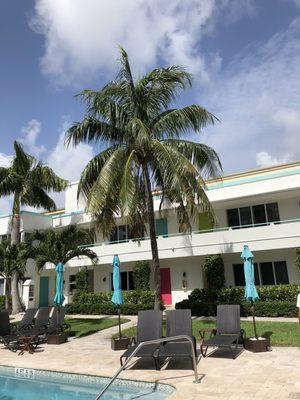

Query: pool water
left=0, top=367, right=173, bottom=400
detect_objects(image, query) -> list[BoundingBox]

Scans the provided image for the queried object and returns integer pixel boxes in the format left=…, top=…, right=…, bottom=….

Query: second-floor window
left=227, top=202, right=280, bottom=228
left=109, top=225, right=133, bottom=243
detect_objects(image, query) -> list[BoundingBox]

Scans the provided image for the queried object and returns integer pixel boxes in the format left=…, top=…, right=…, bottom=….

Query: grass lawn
left=117, top=320, right=300, bottom=347
left=66, top=317, right=129, bottom=338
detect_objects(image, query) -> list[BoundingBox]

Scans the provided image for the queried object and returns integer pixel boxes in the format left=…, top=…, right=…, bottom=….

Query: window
left=69, top=275, right=77, bottom=293
left=111, top=271, right=135, bottom=291
left=233, top=263, right=259, bottom=286
left=233, top=261, right=288, bottom=286
left=227, top=202, right=280, bottom=228
left=29, top=285, right=34, bottom=301
left=0, top=279, right=4, bottom=295
left=274, top=261, right=289, bottom=284
left=239, top=207, right=252, bottom=227
left=233, top=264, right=245, bottom=286
left=266, top=203, right=280, bottom=222
left=252, top=204, right=266, bottom=224
left=260, top=262, right=275, bottom=285
left=227, top=209, right=239, bottom=228
left=198, top=212, right=214, bottom=231
left=109, top=225, right=135, bottom=243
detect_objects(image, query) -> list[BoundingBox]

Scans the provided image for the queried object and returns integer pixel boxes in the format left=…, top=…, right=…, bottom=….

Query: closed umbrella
left=53, top=262, right=65, bottom=334
left=241, top=245, right=259, bottom=338
left=111, top=255, right=124, bottom=339
left=54, top=262, right=65, bottom=306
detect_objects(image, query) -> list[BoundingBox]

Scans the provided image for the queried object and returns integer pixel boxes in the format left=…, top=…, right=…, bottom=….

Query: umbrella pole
left=251, top=300, right=258, bottom=339
left=118, top=308, right=122, bottom=339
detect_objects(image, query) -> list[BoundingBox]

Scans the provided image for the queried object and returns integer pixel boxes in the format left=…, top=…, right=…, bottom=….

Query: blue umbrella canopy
left=241, top=245, right=259, bottom=302
left=111, top=255, right=124, bottom=306
left=53, top=262, right=65, bottom=306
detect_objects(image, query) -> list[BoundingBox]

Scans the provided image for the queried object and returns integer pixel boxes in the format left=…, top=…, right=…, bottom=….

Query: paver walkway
left=1, top=315, right=299, bottom=399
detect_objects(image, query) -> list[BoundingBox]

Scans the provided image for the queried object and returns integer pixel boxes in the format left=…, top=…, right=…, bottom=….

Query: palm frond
left=78, top=145, right=119, bottom=199
left=152, top=105, right=218, bottom=139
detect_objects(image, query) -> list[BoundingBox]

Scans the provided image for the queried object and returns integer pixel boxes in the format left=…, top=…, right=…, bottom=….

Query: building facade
left=1, top=161, right=300, bottom=308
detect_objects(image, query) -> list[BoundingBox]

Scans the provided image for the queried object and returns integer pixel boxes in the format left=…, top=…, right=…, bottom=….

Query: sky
left=0, top=0, right=300, bottom=213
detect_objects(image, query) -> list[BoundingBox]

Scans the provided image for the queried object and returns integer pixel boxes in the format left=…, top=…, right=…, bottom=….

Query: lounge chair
left=16, top=308, right=38, bottom=333
left=158, top=309, right=196, bottom=368
left=25, top=306, right=52, bottom=337
left=0, top=310, right=21, bottom=352
left=200, top=304, right=245, bottom=359
left=120, top=310, right=162, bottom=370
left=48, top=307, right=70, bottom=334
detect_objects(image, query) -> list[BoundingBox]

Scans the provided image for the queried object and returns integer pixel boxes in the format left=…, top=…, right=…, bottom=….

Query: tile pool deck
left=1, top=317, right=299, bottom=400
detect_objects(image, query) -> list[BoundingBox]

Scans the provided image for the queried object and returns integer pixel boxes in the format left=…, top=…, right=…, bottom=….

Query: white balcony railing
left=67, top=218, right=300, bottom=266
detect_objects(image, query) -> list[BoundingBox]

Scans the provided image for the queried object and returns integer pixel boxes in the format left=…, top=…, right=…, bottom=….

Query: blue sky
left=1, top=0, right=300, bottom=212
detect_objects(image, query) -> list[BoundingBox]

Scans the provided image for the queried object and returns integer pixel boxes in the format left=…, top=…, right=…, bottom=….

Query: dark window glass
left=266, top=203, right=280, bottom=222
left=121, top=271, right=128, bottom=290
left=109, top=228, right=118, bottom=243
left=274, top=261, right=289, bottom=284
left=253, top=263, right=260, bottom=286
left=260, top=262, right=275, bottom=285
left=233, top=264, right=245, bottom=286
left=239, top=207, right=252, bottom=226
left=128, top=271, right=135, bottom=290
left=227, top=209, right=240, bottom=227
left=118, top=225, right=127, bottom=242
left=252, top=204, right=266, bottom=224
left=88, top=270, right=94, bottom=291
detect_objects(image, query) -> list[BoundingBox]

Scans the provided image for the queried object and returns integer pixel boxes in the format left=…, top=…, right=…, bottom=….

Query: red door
left=160, top=268, right=172, bottom=305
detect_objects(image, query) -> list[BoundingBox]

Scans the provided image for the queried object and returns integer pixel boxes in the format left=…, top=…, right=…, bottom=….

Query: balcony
left=68, top=218, right=300, bottom=266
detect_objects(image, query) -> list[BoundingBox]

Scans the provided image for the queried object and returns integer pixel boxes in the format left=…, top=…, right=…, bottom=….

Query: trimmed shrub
left=175, top=284, right=300, bottom=318
left=202, top=255, right=225, bottom=290
left=66, top=290, right=162, bottom=315
left=75, top=268, right=89, bottom=292
left=133, top=261, right=151, bottom=290
left=0, top=295, right=5, bottom=310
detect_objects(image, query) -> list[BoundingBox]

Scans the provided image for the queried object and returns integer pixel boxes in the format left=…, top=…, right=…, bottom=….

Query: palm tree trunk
left=10, top=194, right=24, bottom=314
left=5, top=278, right=11, bottom=312
left=142, top=164, right=161, bottom=311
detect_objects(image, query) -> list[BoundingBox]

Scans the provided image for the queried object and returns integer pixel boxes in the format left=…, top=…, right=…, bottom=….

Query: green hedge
left=66, top=290, right=162, bottom=315
left=175, top=285, right=300, bottom=318
left=0, top=295, right=5, bottom=310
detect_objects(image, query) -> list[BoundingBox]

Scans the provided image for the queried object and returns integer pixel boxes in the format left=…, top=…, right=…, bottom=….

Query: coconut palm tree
left=66, top=47, right=222, bottom=310
left=0, top=141, right=67, bottom=314
left=29, top=225, right=98, bottom=271
left=0, top=240, right=30, bottom=311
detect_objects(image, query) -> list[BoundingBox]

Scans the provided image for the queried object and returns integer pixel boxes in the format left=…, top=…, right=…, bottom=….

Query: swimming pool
left=0, top=366, right=174, bottom=399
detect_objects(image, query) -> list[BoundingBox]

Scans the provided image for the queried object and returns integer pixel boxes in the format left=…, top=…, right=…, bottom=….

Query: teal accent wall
left=39, top=277, right=49, bottom=307
left=155, top=218, right=168, bottom=236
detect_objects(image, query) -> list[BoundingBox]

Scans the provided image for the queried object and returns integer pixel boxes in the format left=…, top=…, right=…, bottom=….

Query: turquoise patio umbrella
left=241, top=245, right=259, bottom=338
left=53, top=262, right=65, bottom=334
left=111, top=255, right=124, bottom=338
left=54, top=262, right=65, bottom=306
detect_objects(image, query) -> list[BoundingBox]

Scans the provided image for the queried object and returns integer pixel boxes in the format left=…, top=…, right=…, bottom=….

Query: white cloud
left=19, top=119, right=46, bottom=156
left=0, top=153, right=12, bottom=168
left=30, top=0, right=254, bottom=86
left=0, top=119, right=94, bottom=213
left=46, top=120, right=94, bottom=182
left=200, top=16, right=300, bottom=173
left=256, top=152, right=291, bottom=168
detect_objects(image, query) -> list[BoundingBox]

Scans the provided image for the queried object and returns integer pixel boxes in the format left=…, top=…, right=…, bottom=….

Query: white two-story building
left=1, top=161, right=300, bottom=309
